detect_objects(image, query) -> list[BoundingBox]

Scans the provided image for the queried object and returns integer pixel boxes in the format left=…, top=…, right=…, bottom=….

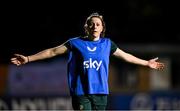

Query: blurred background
left=0, top=1, right=180, bottom=110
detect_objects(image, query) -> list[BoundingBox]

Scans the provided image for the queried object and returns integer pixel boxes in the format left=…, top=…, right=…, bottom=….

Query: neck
left=87, top=35, right=100, bottom=41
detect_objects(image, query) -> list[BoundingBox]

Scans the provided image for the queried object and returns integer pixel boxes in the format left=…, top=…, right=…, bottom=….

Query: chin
left=93, top=34, right=100, bottom=38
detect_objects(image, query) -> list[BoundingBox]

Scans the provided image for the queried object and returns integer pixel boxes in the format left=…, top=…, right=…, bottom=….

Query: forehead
left=90, top=17, right=102, bottom=23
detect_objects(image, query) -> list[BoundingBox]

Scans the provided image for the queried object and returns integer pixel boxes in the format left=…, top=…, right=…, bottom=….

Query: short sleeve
left=110, top=40, right=118, bottom=54
left=64, top=40, right=72, bottom=50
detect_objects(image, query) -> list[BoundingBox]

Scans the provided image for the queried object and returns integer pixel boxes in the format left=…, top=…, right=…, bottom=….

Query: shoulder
left=65, top=37, right=85, bottom=44
left=101, top=37, right=118, bottom=47
left=68, top=37, right=81, bottom=42
left=103, top=37, right=117, bottom=43
left=64, top=37, right=81, bottom=49
left=100, top=37, right=112, bottom=42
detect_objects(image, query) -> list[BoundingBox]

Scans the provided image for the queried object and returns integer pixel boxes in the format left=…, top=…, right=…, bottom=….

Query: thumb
left=14, top=54, right=20, bottom=56
left=152, top=57, right=158, bottom=61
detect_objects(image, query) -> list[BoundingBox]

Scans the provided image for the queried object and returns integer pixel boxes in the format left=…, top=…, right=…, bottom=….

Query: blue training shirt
left=65, top=37, right=117, bottom=96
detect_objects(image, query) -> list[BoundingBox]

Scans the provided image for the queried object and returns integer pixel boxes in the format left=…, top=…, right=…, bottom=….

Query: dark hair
left=84, top=12, right=106, bottom=37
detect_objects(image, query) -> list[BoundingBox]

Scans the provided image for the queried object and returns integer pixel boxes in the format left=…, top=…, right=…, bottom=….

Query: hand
left=11, top=54, right=29, bottom=66
left=148, top=57, right=165, bottom=70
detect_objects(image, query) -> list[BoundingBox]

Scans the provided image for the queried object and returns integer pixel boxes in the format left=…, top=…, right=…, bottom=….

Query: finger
left=11, top=61, right=18, bottom=65
left=158, top=66, right=164, bottom=70
left=11, top=58, right=17, bottom=61
left=159, top=63, right=164, bottom=67
left=17, top=61, right=21, bottom=65
left=153, top=57, right=159, bottom=61
left=14, top=54, right=21, bottom=57
left=157, top=63, right=164, bottom=70
left=11, top=58, right=18, bottom=62
left=11, top=60, right=15, bottom=64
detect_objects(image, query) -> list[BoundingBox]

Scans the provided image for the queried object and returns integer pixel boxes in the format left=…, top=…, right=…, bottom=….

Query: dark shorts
left=71, top=94, right=108, bottom=110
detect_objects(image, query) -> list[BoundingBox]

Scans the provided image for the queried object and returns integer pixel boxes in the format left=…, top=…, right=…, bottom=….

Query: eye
left=96, top=23, right=100, bottom=26
left=88, top=23, right=94, bottom=28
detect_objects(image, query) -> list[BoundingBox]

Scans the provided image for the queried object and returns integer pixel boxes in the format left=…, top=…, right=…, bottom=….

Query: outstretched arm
left=11, top=42, right=68, bottom=66
left=112, top=48, right=164, bottom=70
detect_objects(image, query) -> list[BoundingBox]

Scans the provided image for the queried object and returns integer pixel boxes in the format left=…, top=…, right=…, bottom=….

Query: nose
left=92, top=24, right=97, bottom=29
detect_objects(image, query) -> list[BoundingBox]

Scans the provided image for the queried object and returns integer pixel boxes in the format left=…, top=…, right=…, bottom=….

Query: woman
left=11, top=12, right=164, bottom=110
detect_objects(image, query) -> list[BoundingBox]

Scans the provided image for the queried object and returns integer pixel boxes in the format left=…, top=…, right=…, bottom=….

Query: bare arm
left=28, top=44, right=68, bottom=62
left=11, top=42, right=68, bottom=66
left=112, top=48, right=164, bottom=70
